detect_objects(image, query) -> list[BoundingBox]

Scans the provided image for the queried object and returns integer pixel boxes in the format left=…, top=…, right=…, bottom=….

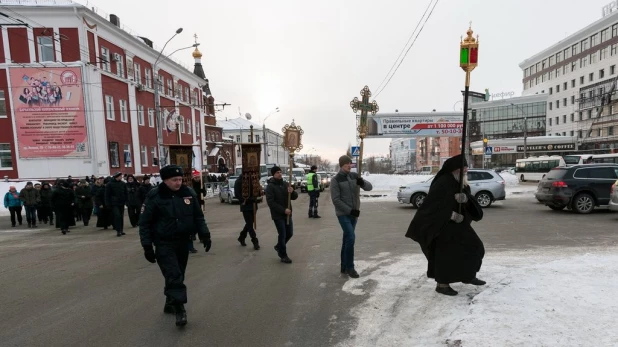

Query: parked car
left=610, top=180, right=618, bottom=212
left=219, top=176, right=263, bottom=204
left=317, top=171, right=330, bottom=189
left=535, top=164, right=618, bottom=214
left=397, top=169, right=506, bottom=208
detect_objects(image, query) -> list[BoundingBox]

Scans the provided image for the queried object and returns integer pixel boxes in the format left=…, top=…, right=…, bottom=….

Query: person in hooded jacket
left=405, top=154, right=486, bottom=296
left=95, top=177, right=112, bottom=230
left=265, top=166, right=298, bottom=264
left=52, top=180, right=76, bottom=235
left=75, top=179, right=93, bottom=226
left=4, top=186, right=23, bottom=227
left=125, top=174, right=141, bottom=227
left=39, top=182, right=53, bottom=225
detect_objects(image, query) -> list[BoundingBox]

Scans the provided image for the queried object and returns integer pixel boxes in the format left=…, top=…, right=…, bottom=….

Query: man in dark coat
left=405, top=155, right=486, bottom=296
left=75, top=179, right=93, bottom=226
left=125, top=174, right=141, bottom=227
left=39, top=182, right=53, bottom=224
left=94, top=177, right=112, bottom=229
left=138, top=175, right=153, bottom=206
left=233, top=173, right=261, bottom=250
left=138, top=165, right=212, bottom=327
left=265, top=166, right=298, bottom=264
left=52, top=180, right=76, bottom=235
left=105, top=172, right=128, bottom=237
left=19, top=181, right=40, bottom=228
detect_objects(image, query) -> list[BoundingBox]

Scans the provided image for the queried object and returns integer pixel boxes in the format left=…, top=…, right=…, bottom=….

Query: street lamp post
left=262, top=107, right=279, bottom=165
left=511, top=103, right=528, bottom=158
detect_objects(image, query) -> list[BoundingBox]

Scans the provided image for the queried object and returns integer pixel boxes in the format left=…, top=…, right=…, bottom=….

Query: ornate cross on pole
left=281, top=120, right=303, bottom=224
left=350, top=85, right=379, bottom=175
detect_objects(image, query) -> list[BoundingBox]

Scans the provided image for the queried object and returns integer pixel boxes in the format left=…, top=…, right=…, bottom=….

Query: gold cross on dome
left=194, top=33, right=198, bottom=44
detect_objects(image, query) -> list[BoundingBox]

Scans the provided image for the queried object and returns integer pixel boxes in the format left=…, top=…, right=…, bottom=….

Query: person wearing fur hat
left=105, top=172, right=128, bottom=237
left=4, top=186, right=23, bottom=227
left=125, top=174, right=141, bottom=228
left=138, top=165, right=212, bottom=327
left=405, top=154, right=486, bottom=296
left=330, top=155, right=373, bottom=278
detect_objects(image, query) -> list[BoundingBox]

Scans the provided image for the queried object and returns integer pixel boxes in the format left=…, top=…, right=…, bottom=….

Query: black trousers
left=127, top=205, right=140, bottom=227
left=239, top=210, right=257, bottom=241
left=9, top=206, right=23, bottom=226
left=80, top=207, right=92, bottom=225
left=308, top=191, right=319, bottom=216
left=112, top=205, right=124, bottom=232
left=38, top=206, right=52, bottom=223
left=156, top=241, right=190, bottom=305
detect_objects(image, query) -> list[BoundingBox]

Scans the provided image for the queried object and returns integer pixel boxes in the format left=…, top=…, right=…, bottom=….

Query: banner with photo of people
left=9, top=67, right=89, bottom=158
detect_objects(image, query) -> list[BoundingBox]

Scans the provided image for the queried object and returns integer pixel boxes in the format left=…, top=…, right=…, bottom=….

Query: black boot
left=237, top=236, right=246, bottom=247
left=463, top=278, right=486, bottom=286
left=117, top=231, right=122, bottom=237
left=435, top=285, right=458, bottom=296
left=346, top=269, right=360, bottom=278
left=313, top=214, right=322, bottom=218
left=252, top=238, right=260, bottom=250
left=280, top=256, right=292, bottom=264
left=175, top=304, right=187, bottom=327
left=163, top=297, right=175, bottom=314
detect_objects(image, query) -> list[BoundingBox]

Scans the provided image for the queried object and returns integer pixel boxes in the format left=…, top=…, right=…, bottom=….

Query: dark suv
left=535, top=164, right=618, bottom=214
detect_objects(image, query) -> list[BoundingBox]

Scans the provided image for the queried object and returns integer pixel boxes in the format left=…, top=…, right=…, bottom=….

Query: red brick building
left=0, top=1, right=221, bottom=179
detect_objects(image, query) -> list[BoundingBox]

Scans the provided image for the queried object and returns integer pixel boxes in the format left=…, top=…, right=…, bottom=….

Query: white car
left=610, top=180, right=618, bottom=212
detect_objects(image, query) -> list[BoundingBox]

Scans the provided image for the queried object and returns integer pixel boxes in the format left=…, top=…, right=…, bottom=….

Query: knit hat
left=338, top=155, right=353, bottom=167
left=311, top=165, right=317, bottom=171
left=160, top=165, right=184, bottom=180
left=271, top=165, right=282, bottom=176
left=112, top=172, right=122, bottom=178
left=26, top=181, right=33, bottom=186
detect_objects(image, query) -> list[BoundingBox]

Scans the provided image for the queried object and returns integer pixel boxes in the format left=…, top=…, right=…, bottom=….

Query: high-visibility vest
left=306, top=172, right=316, bottom=191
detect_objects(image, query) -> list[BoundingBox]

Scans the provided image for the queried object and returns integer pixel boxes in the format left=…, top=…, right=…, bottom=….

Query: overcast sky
left=78, top=0, right=615, bottom=161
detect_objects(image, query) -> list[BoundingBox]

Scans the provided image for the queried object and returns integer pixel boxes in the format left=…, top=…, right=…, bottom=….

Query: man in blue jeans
left=265, top=166, right=298, bottom=264
left=330, top=155, right=373, bottom=278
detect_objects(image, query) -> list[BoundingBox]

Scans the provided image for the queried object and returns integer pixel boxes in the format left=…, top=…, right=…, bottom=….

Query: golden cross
left=194, top=33, right=198, bottom=44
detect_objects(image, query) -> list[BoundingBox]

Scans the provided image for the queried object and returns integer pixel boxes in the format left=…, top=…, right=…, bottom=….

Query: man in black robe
left=405, top=155, right=486, bottom=296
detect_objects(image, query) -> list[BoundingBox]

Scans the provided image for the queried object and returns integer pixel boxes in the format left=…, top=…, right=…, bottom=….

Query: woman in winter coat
left=75, top=179, right=93, bottom=226
left=4, top=186, right=23, bottom=227
left=52, top=180, right=76, bottom=234
left=38, top=182, right=54, bottom=225
left=95, top=177, right=112, bottom=229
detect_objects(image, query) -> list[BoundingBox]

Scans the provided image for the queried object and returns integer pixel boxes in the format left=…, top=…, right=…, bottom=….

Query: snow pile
left=0, top=181, right=42, bottom=216
left=338, top=248, right=618, bottom=347
left=359, top=174, right=431, bottom=201
left=499, top=172, right=538, bottom=199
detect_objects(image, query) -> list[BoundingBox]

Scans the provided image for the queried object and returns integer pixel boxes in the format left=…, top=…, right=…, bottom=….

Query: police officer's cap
left=160, top=165, right=184, bottom=180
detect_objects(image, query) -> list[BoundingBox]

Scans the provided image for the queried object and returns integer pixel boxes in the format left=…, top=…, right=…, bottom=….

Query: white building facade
left=520, top=9, right=618, bottom=152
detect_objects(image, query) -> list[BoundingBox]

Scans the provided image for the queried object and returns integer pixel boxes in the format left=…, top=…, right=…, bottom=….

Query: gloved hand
left=356, top=178, right=364, bottom=187
left=351, top=209, right=360, bottom=217
left=454, top=193, right=468, bottom=203
left=316, top=191, right=320, bottom=198
left=143, top=245, right=156, bottom=263
left=203, top=239, right=212, bottom=252
left=451, top=211, right=464, bottom=224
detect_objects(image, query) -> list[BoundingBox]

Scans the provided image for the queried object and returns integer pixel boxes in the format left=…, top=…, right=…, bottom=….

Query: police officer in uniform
left=138, top=165, right=212, bottom=327
left=306, top=165, right=321, bottom=218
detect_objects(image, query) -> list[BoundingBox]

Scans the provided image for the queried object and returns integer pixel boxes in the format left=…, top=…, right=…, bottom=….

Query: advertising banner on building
left=516, top=143, right=575, bottom=152
left=9, top=67, right=88, bottom=158
left=364, top=113, right=463, bottom=138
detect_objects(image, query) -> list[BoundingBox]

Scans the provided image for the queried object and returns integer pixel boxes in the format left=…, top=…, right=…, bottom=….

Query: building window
left=613, top=24, right=618, bottom=38
left=157, top=75, right=164, bottom=93
left=137, top=104, right=144, bottom=126
left=0, top=143, right=12, bottom=168
left=134, top=63, right=141, bottom=84
left=148, top=108, right=154, bottom=128
left=255, top=135, right=260, bottom=143
left=563, top=98, right=567, bottom=107
left=145, top=69, right=152, bottom=88
left=563, top=115, right=567, bottom=123
left=236, top=135, right=241, bottom=143
left=601, top=47, right=608, bottom=60
left=571, top=95, right=575, bottom=104
left=588, top=110, right=592, bottom=119
left=549, top=87, right=553, bottom=95
left=570, top=130, right=574, bottom=137
left=579, top=112, right=583, bottom=121
left=578, top=130, right=583, bottom=138
left=589, top=73, right=594, bottom=82
left=123, top=144, right=132, bottom=167
left=549, top=103, right=553, bottom=111
left=37, top=36, right=54, bottom=62
left=187, top=119, right=192, bottom=135
left=549, top=118, right=552, bottom=126
left=151, top=146, right=157, bottom=166
left=611, top=65, right=616, bottom=75
left=101, top=47, right=110, bottom=72
left=610, top=127, right=615, bottom=136
left=580, top=76, right=585, bottom=85
left=556, top=85, right=560, bottom=93
left=105, top=95, right=114, bottom=120
left=555, top=117, right=559, bottom=125
left=109, top=142, right=120, bottom=167
left=571, top=79, right=576, bottom=88
left=0, top=91, right=6, bottom=118
left=571, top=113, right=575, bottom=122
left=120, top=100, right=128, bottom=123
left=115, top=54, right=124, bottom=78
left=612, top=44, right=617, bottom=56
left=581, top=56, right=588, bottom=68
left=600, top=69, right=605, bottom=79
left=597, top=129, right=602, bottom=137
left=556, top=100, right=560, bottom=109
left=167, top=79, right=173, bottom=96
left=140, top=145, right=148, bottom=167
left=247, top=135, right=251, bottom=142
left=179, top=116, right=185, bottom=133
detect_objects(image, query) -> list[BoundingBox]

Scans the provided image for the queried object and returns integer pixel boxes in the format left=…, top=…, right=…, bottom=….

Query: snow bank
left=0, top=181, right=42, bottom=216
left=338, top=248, right=618, bottom=347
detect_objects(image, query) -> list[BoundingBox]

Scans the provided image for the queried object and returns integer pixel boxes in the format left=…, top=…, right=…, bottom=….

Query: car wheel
left=475, top=191, right=493, bottom=208
left=228, top=194, right=233, bottom=204
left=572, top=193, right=594, bottom=214
left=548, top=204, right=566, bottom=211
left=410, top=193, right=426, bottom=208
left=520, top=175, right=526, bottom=182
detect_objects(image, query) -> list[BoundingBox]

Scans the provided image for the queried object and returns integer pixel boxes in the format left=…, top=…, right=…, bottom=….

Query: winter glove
left=450, top=211, right=464, bottom=224
left=351, top=209, right=360, bottom=217
left=454, top=193, right=468, bottom=203
left=143, top=245, right=156, bottom=263
left=203, top=239, right=212, bottom=252
left=356, top=178, right=365, bottom=187
left=316, top=191, right=320, bottom=198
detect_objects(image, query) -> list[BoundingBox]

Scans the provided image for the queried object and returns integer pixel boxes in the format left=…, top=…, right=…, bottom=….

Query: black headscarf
left=431, top=154, right=467, bottom=188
